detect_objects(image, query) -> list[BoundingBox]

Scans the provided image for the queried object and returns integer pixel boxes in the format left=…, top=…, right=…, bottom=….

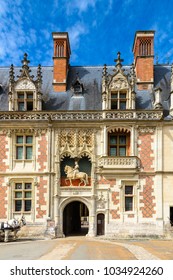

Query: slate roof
left=0, top=64, right=172, bottom=114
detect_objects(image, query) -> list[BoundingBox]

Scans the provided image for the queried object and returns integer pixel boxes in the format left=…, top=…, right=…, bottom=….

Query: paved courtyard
left=0, top=236, right=173, bottom=260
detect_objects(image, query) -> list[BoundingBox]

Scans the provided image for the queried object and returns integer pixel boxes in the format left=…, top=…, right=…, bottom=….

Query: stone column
left=103, top=125, right=107, bottom=156
left=87, top=194, right=96, bottom=237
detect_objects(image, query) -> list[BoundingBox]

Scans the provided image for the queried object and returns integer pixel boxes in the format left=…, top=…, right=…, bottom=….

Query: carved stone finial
left=17, top=53, right=34, bottom=79
left=37, top=64, right=42, bottom=83
left=130, top=63, right=136, bottom=90
left=114, top=51, right=124, bottom=70
left=154, top=87, right=163, bottom=109
left=9, top=64, right=15, bottom=83
left=22, top=53, right=30, bottom=68
left=102, top=64, right=108, bottom=78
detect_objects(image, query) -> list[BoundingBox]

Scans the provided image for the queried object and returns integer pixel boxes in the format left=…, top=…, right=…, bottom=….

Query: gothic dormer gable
left=8, top=53, right=43, bottom=111
left=102, top=52, right=136, bottom=110
left=108, top=52, right=130, bottom=90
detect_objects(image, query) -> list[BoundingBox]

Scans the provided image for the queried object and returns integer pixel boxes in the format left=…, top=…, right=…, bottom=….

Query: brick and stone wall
left=0, top=134, right=9, bottom=219
left=140, top=176, right=156, bottom=218
left=0, top=178, right=7, bottom=219
left=37, top=134, right=48, bottom=171
left=138, top=133, right=154, bottom=171
left=110, top=191, right=120, bottom=219
left=36, top=177, right=48, bottom=219
left=0, top=134, right=9, bottom=172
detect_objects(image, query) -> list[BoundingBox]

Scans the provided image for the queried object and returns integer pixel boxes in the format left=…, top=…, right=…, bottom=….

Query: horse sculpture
left=0, top=216, right=26, bottom=242
left=64, top=165, right=89, bottom=186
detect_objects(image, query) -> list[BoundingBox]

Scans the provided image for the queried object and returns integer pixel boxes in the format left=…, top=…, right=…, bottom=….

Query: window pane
left=125, top=197, right=133, bottom=211
left=25, top=183, right=32, bottom=189
left=120, top=93, right=126, bottom=99
left=111, top=101, right=117, bottom=109
left=125, top=186, right=133, bottom=195
left=18, top=93, right=24, bottom=99
left=15, top=183, right=22, bottom=189
left=110, top=147, right=117, bottom=156
left=111, top=93, right=118, bottom=99
left=24, top=200, right=31, bottom=211
left=120, top=101, right=126, bottom=109
left=110, top=136, right=117, bottom=144
left=119, top=135, right=126, bottom=144
left=16, top=147, right=23, bottom=159
left=18, top=102, right=25, bottom=111
left=15, top=200, right=22, bottom=211
left=27, top=93, right=33, bottom=99
left=15, top=192, right=22, bottom=198
left=25, top=192, right=31, bottom=198
left=26, top=136, right=33, bottom=144
left=17, top=136, right=23, bottom=144
left=27, top=102, right=33, bottom=111
left=119, top=147, right=126, bottom=156
left=26, top=147, right=32, bottom=159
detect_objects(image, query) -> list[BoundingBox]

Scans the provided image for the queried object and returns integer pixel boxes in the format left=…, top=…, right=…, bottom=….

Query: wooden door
left=97, top=213, right=105, bottom=235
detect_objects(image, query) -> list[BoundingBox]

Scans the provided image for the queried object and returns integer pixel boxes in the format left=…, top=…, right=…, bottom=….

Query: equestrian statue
left=64, top=161, right=89, bottom=186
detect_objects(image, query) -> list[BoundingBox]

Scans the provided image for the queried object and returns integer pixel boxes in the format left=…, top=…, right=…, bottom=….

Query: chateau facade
left=0, top=30, right=173, bottom=238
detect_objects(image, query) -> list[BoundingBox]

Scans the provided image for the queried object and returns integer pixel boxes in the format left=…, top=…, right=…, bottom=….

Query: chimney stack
left=52, top=32, right=71, bottom=92
left=133, top=31, right=155, bottom=90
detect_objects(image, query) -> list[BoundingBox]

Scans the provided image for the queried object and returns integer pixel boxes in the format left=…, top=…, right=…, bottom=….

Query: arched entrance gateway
left=63, top=201, right=89, bottom=236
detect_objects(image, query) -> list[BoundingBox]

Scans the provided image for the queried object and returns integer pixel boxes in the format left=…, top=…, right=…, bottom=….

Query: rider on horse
left=73, top=161, right=79, bottom=179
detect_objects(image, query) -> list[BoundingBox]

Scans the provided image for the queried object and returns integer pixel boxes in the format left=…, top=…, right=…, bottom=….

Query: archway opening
left=63, top=201, right=89, bottom=236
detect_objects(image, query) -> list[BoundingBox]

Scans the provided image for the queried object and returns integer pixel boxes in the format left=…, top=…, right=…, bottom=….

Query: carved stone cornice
left=2, top=128, right=47, bottom=137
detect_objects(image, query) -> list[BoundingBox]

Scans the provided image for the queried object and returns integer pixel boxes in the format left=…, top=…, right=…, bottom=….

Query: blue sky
left=0, top=0, right=173, bottom=67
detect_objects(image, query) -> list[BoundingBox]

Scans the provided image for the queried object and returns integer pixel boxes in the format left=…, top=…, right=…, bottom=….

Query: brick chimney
left=52, top=32, right=71, bottom=92
left=132, top=31, right=155, bottom=90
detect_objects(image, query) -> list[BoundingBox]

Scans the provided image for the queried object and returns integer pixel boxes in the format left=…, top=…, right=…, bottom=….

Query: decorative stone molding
left=0, top=110, right=163, bottom=121
left=98, top=156, right=140, bottom=169
left=2, top=128, right=47, bottom=137
left=15, top=79, right=35, bottom=90
left=97, top=192, right=106, bottom=209
left=57, top=128, right=96, bottom=160
left=110, top=75, right=128, bottom=90
left=137, top=126, right=156, bottom=134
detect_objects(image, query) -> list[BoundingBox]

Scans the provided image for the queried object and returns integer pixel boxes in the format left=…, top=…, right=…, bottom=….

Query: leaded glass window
left=14, top=182, right=32, bottom=212
left=108, top=133, right=129, bottom=156
left=125, top=186, right=133, bottom=211
left=17, top=91, right=34, bottom=111
left=16, top=135, right=33, bottom=160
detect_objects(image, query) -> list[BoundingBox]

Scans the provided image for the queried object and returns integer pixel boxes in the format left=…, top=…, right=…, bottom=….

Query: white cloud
left=67, top=22, right=88, bottom=62
left=65, top=0, right=96, bottom=15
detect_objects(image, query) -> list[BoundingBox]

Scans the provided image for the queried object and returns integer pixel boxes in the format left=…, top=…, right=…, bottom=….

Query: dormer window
left=17, top=91, right=33, bottom=111
left=8, top=54, right=43, bottom=111
left=71, top=74, right=84, bottom=95
left=111, top=91, right=127, bottom=110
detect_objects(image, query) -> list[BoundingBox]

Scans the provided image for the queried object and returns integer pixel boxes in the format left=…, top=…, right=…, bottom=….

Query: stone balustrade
left=98, top=156, right=140, bottom=169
